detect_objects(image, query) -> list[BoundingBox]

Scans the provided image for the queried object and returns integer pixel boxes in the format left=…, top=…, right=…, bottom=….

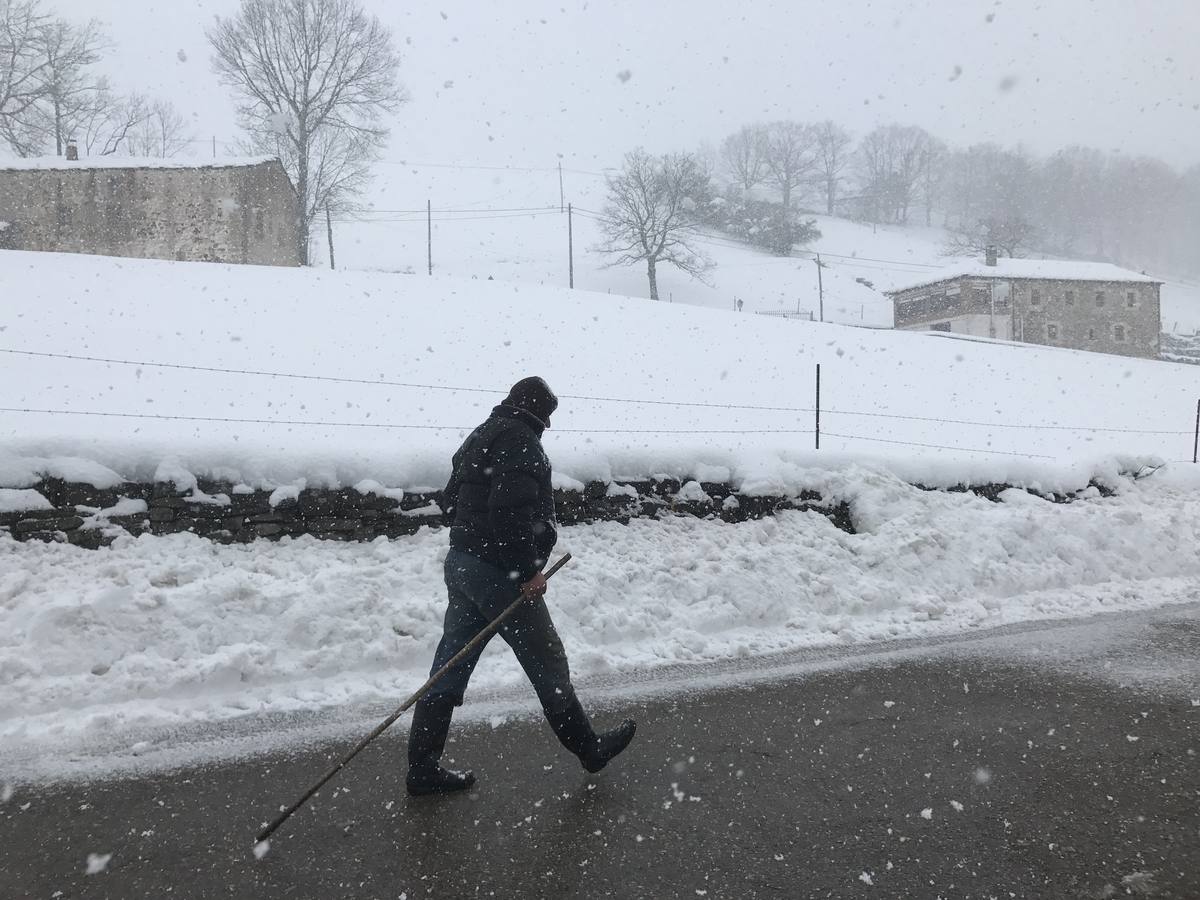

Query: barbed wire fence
left=1, top=349, right=1196, bottom=464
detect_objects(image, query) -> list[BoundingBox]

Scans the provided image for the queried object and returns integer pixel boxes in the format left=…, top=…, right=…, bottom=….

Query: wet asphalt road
left=3, top=605, right=1199, bottom=900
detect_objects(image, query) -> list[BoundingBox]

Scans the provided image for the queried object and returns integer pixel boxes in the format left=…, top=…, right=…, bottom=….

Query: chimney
left=65, top=141, right=78, bottom=161
left=984, top=245, right=998, bottom=267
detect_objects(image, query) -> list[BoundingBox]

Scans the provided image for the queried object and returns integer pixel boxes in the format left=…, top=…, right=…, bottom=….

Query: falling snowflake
left=85, top=853, right=112, bottom=875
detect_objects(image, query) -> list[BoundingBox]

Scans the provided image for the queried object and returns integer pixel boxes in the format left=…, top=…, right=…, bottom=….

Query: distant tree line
left=0, top=0, right=192, bottom=157
left=602, top=115, right=1200, bottom=299
left=705, top=118, right=1199, bottom=277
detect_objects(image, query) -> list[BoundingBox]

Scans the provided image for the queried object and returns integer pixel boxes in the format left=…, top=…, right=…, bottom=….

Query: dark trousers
left=423, top=548, right=576, bottom=714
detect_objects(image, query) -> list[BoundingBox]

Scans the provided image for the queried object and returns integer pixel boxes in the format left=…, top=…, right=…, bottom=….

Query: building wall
left=0, top=161, right=300, bottom=266
left=893, top=276, right=1161, bottom=359
left=896, top=313, right=1013, bottom=339
left=1010, top=279, right=1160, bottom=359
left=893, top=277, right=1014, bottom=336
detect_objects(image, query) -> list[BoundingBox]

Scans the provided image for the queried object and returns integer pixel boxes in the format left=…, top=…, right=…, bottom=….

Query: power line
left=0, top=349, right=819, bottom=414
left=376, top=159, right=612, bottom=178
left=0, top=407, right=811, bottom=436
left=351, top=205, right=560, bottom=216
left=3, top=348, right=1186, bottom=438
left=822, top=430, right=1054, bottom=459
left=334, top=209, right=562, bottom=224
left=823, top=407, right=1190, bottom=436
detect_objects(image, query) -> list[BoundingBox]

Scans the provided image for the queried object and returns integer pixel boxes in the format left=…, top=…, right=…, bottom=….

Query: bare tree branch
left=76, top=89, right=149, bottom=156
left=127, top=98, right=194, bottom=158
left=0, top=0, right=52, bottom=155
left=944, top=215, right=1036, bottom=258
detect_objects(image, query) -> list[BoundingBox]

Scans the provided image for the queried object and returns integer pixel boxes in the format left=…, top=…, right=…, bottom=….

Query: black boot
left=545, top=697, right=637, bottom=774
left=406, top=696, right=476, bottom=796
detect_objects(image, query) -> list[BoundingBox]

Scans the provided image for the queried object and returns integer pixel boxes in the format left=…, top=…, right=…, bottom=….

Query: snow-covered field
left=1, top=248, right=1198, bottom=494
left=3, top=463, right=1198, bottom=764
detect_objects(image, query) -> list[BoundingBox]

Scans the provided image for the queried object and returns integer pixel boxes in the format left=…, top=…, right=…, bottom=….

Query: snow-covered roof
left=888, top=258, right=1161, bottom=294
left=0, top=155, right=279, bottom=172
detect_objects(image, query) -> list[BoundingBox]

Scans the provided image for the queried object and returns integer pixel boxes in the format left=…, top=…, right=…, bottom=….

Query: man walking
left=406, top=376, right=637, bottom=795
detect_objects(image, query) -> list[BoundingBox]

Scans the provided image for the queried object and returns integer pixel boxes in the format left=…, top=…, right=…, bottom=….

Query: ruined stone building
left=887, top=251, right=1162, bottom=360
left=0, top=154, right=300, bottom=266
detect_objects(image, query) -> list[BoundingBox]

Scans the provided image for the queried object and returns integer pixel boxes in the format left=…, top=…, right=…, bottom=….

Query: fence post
left=815, top=363, right=821, bottom=450
left=1193, top=397, right=1199, bottom=464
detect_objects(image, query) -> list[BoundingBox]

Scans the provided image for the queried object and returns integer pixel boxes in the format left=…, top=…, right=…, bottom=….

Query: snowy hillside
left=1, top=249, right=1199, bottom=495
left=317, top=164, right=1200, bottom=334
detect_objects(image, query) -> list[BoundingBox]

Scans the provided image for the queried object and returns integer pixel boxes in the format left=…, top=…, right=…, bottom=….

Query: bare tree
left=208, top=0, right=406, bottom=264
left=856, top=124, right=936, bottom=224
left=812, top=120, right=852, bottom=215
left=761, top=120, right=816, bottom=211
left=944, top=215, right=1036, bottom=258
left=127, top=98, right=192, bottom=157
left=30, top=15, right=107, bottom=155
left=0, top=0, right=50, bottom=155
left=598, top=149, right=714, bottom=301
left=918, top=136, right=947, bottom=226
left=720, top=124, right=767, bottom=192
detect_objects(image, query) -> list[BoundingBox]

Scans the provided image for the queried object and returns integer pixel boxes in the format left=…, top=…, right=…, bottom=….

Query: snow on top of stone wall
left=0, top=155, right=278, bottom=172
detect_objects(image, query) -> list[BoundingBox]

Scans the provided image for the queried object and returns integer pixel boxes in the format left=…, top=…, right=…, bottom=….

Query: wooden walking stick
left=255, top=553, right=572, bottom=846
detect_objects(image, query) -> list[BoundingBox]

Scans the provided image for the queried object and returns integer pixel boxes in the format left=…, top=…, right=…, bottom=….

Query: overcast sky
left=55, top=0, right=1200, bottom=171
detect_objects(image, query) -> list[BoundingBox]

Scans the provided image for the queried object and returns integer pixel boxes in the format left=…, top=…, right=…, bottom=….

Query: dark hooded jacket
left=441, top=404, right=557, bottom=581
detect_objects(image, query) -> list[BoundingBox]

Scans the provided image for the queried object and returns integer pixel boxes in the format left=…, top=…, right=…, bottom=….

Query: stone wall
left=0, top=159, right=300, bottom=266
left=1013, top=279, right=1161, bottom=360
left=1, top=476, right=855, bottom=549
left=0, top=474, right=1124, bottom=550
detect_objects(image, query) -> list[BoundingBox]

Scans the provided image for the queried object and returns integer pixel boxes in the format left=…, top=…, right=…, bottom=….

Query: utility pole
left=427, top=199, right=432, bottom=276
left=568, top=203, right=574, bottom=289
left=325, top=208, right=335, bottom=270
left=815, top=254, right=825, bottom=322
left=558, top=161, right=565, bottom=213
left=212, top=135, right=217, bottom=159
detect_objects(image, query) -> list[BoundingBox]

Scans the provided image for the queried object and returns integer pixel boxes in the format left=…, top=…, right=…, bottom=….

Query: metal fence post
left=1193, top=398, right=1199, bottom=464
left=815, top=363, right=821, bottom=450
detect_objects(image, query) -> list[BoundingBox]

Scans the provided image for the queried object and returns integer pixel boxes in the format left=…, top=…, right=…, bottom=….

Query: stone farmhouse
left=0, top=152, right=300, bottom=267
left=886, top=250, right=1162, bottom=360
